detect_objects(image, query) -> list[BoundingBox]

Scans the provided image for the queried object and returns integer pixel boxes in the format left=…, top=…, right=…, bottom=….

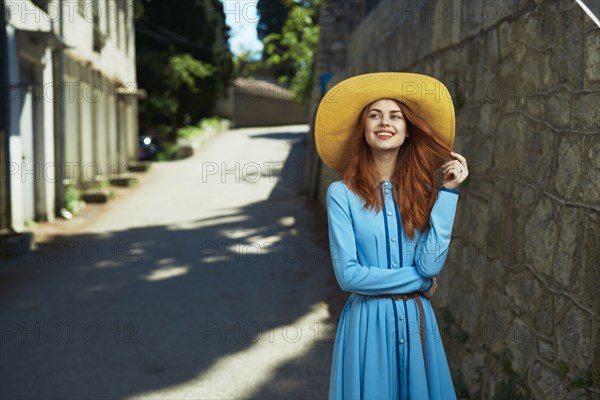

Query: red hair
left=340, top=99, right=453, bottom=239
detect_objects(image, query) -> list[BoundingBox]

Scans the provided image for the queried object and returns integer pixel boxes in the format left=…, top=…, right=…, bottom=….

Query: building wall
left=61, top=0, right=136, bottom=84
left=214, top=79, right=308, bottom=128
left=233, top=95, right=308, bottom=128
left=308, top=0, right=600, bottom=398
left=59, top=0, right=138, bottom=186
left=4, top=0, right=139, bottom=231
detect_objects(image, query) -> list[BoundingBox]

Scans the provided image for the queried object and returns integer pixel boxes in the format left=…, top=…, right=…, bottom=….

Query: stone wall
left=307, top=0, right=600, bottom=398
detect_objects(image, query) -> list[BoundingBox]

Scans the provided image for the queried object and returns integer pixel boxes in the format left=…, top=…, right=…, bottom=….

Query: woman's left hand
left=424, top=277, right=438, bottom=299
left=442, top=151, right=469, bottom=190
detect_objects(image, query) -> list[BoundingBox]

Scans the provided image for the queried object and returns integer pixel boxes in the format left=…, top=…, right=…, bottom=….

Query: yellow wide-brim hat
left=314, top=72, right=455, bottom=172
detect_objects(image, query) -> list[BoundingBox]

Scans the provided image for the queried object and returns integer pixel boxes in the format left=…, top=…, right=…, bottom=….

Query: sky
left=221, top=0, right=264, bottom=59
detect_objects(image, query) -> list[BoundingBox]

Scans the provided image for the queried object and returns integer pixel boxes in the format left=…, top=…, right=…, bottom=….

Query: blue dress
left=326, top=179, right=459, bottom=400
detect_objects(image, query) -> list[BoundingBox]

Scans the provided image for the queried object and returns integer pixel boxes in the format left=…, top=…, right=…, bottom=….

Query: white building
left=1, top=0, right=141, bottom=234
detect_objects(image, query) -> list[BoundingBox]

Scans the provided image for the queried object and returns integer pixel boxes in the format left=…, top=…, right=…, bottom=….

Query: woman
left=314, top=72, right=469, bottom=399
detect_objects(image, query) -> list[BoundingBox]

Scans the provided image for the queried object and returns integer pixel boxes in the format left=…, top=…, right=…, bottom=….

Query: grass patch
left=65, top=183, right=85, bottom=214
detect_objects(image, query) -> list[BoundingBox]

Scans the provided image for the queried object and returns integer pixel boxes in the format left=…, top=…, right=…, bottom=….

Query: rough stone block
left=572, top=92, right=600, bottom=132
left=460, top=0, right=483, bottom=40
left=518, top=45, right=543, bottom=86
left=481, top=0, right=522, bottom=30
left=494, top=112, right=527, bottom=174
left=533, top=293, right=554, bottom=335
left=552, top=5, right=584, bottom=88
left=505, top=271, right=541, bottom=313
left=581, top=211, right=600, bottom=312
left=580, top=137, right=600, bottom=202
left=460, top=197, right=491, bottom=254
left=478, top=102, right=499, bottom=134
left=522, top=123, right=557, bottom=189
left=498, top=19, right=519, bottom=59
left=556, top=305, right=592, bottom=370
left=554, top=206, right=582, bottom=289
left=545, top=90, right=572, bottom=130
left=555, top=136, right=584, bottom=198
left=511, top=317, right=537, bottom=376
left=480, top=289, right=514, bottom=353
left=460, top=352, right=486, bottom=396
left=539, top=51, right=559, bottom=89
left=529, top=361, right=569, bottom=400
left=537, top=338, right=554, bottom=362
left=583, top=27, right=600, bottom=89
left=520, top=91, right=545, bottom=120
left=482, top=27, right=500, bottom=73
left=524, top=197, right=557, bottom=277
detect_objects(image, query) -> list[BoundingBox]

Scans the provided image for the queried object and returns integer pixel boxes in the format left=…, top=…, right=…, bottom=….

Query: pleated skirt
left=328, top=293, right=457, bottom=400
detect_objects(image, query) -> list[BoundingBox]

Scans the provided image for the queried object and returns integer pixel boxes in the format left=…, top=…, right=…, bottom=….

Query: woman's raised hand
left=424, top=276, right=438, bottom=298
left=442, top=151, right=469, bottom=190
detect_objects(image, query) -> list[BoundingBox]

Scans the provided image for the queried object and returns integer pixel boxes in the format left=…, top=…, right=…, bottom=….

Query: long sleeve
left=326, top=182, right=432, bottom=295
left=415, top=187, right=459, bottom=278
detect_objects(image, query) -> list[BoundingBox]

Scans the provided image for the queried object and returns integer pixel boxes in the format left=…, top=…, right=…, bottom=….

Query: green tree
left=257, top=0, right=295, bottom=79
left=257, top=0, right=288, bottom=41
left=135, top=0, right=233, bottom=141
left=233, top=51, right=264, bottom=78
left=262, top=0, right=320, bottom=103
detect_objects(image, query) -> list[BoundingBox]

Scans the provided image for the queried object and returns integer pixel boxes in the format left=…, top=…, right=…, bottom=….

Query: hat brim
left=315, top=72, right=455, bottom=172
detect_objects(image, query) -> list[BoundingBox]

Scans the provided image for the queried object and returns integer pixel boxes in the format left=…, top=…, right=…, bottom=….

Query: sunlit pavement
left=0, top=125, right=335, bottom=399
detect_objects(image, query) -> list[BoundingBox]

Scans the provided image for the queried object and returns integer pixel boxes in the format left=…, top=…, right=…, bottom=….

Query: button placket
left=379, top=182, right=392, bottom=270
left=383, top=182, right=400, bottom=269
left=384, top=184, right=398, bottom=267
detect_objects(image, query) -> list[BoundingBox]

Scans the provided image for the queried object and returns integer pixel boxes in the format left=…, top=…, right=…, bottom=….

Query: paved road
left=1, top=125, right=337, bottom=399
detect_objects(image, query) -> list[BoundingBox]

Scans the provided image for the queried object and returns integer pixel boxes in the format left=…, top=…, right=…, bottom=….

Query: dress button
left=384, top=181, right=388, bottom=186
left=391, top=237, right=396, bottom=242
left=393, top=262, right=397, bottom=267
left=385, top=190, right=390, bottom=194
left=400, top=339, right=405, bottom=344
left=387, top=211, right=392, bottom=216
left=399, top=315, right=404, bottom=320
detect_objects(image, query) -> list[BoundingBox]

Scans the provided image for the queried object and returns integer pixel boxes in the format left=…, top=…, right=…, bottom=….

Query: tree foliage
left=261, top=0, right=320, bottom=103
left=256, top=0, right=288, bottom=41
left=256, top=0, right=294, bottom=80
left=135, top=0, right=233, bottom=140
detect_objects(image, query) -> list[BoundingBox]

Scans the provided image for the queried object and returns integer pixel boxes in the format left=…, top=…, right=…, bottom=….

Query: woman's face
left=363, top=98, right=408, bottom=152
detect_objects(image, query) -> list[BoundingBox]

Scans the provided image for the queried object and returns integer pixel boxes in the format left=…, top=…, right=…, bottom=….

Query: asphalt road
left=0, top=125, right=337, bottom=399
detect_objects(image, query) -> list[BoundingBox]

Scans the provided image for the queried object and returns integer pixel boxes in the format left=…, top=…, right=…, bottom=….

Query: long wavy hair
left=340, top=98, right=453, bottom=239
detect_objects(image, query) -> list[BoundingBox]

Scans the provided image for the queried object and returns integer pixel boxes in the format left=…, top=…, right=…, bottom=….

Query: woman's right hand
left=424, top=277, right=438, bottom=298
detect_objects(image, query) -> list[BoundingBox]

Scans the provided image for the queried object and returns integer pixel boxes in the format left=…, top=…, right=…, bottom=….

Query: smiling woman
left=315, top=72, right=470, bottom=399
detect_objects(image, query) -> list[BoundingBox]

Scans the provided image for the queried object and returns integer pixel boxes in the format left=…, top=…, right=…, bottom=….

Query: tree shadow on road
left=0, top=127, right=346, bottom=399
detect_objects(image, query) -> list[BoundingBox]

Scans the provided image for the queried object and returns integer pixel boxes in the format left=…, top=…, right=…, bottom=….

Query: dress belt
left=355, top=291, right=426, bottom=359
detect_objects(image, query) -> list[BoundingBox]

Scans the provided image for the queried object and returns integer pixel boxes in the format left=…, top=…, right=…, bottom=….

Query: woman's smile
left=375, top=129, right=396, bottom=139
